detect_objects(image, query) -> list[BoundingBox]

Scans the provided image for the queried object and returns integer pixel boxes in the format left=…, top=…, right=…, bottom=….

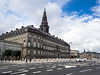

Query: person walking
left=26, top=58, right=27, bottom=63
left=30, top=58, right=32, bottom=63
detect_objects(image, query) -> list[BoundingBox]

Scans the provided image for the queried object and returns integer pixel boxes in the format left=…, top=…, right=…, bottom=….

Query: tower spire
left=40, top=8, right=49, bottom=33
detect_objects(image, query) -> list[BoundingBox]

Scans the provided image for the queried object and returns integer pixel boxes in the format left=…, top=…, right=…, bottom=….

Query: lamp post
left=69, top=42, right=72, bottom=60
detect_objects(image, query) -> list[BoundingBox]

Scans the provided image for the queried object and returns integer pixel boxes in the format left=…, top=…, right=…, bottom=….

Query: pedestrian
left=9, top=58, right=10, bottom=62
left=30, top=58, right=32, bottom=63
left=5, top=58, right=6, bottom=62
left=26, top=58, right=27, bottom=63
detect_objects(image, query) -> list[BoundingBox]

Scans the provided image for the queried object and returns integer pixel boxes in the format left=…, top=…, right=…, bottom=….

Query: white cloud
left=91, top=0, right=100, bottom=17
left=0, top=0, right=100, bottom=53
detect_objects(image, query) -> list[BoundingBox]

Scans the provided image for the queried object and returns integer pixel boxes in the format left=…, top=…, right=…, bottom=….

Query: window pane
left=28, top=42, right=30, bottom=47
left=33, top=41, right=36, bottom=47
left=28, top=50, right=30, bottom=54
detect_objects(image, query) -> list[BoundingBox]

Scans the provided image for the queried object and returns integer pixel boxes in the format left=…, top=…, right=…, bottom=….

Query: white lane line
left=13, top=65, right=17, bottom=66
left=0, top=67, right=8, bottom=69
left=30, top=67, right=36, bottom=69
left=85, top=65, right=89, bottom=66
left=96, top=64, right=99, bottom=65
left=80, top=65, right=84, bottom=67
left=91, top=64, right=95, bottom=65
left=57, top=68, right=62, bottom=70
left=51, top=66, right=56, bottom=68
left=58, top=64, right=63, bottom=66
left=96, top=67, right=100, bottom=69
left=80, top=69, right=92, bottom=72
left=66, top=73, right=73, bottom=75
left=11, top=70, right=28, bottom=74
left=2, top=71, right=12, bottom=74
left=65, top=66, right=77, bottom=68
left=47, top=69, right=53, bottom=71
left=46, top=65, right=50, bottom=67
left=18, top=69, right=25, bottom=71
left=39, top=66, right=43, bottom=68
left=33, top=71, right=41, bottom=74
left=19, top=74, right=26, bottom=75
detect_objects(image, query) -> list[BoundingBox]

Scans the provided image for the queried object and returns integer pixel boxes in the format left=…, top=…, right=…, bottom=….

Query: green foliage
left=3, top=50, right=21, bottom=57
left=5, top=50, right=12, bottom=56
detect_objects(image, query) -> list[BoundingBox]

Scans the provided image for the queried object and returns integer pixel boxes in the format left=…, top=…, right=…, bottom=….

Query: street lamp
left=69, top=42, right=72, bottom=60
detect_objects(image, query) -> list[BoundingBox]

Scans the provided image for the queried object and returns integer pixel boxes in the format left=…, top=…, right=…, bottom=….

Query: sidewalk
left=0, top=58, right=76, bottom=64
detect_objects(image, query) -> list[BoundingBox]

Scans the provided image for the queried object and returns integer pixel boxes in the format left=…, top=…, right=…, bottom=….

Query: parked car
left=76, top=58, right=87, bottom=62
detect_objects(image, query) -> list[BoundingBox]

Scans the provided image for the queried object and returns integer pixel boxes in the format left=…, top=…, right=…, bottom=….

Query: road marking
left=33, top=71, right=41, bottom=74
left=2, top=71, right=12, bottom=74
left=19, top=74, right=26, bottom=75
left=80, top=69, right=92, bottom=72
left=65, top=66, right=77, bottom=68
left=47, top=69, right=53, bottom=71
left=79, top=65, right=84, bottom=67
left=46, top=65, right=50, bottom=67
left=51, top=66, right=56, bottom=68
left=96, top=67, right=100, bottom=69
left=57, top=68, right=62, bottom=70
left=39, top=66, right=43, bottom=68
left=30, top=67, right=36, bottom=69
left=58, top=64, right=63, bottom=66
left=18, top=69, right=25, bottom=71
left=13, top=65, right=17, bottom=66
left=85, top=65, right=89, bottom=66
left=66, top=73, right=73, bottom=75
left=96, top=64, right=99, bottom=65
left=0, top=67, right=8, bottom=69
left=91, top=64, right=95, bottom=65
left=11, top=70, right=28, bottom=74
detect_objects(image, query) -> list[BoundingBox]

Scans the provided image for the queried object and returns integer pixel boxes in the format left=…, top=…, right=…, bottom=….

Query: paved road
left=0, top=61, right=100, bottom=75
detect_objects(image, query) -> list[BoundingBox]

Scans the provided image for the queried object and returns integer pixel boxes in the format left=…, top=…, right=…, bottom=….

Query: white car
left=76, top=58, right=86, bottom=62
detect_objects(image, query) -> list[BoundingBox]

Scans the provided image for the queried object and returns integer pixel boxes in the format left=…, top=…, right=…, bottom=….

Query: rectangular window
left=28, top=50, right=30, bottom=54
left=33, top=35, right=37, bottom=39
left=38, top=42, right=40, bottom=48
left=33, top=41, right=36, bottom=47
left=38, top=51, right=40, bottom=55
left=29, top=34, right=31, bottom=37
left=23, top=42, right=26, bottom=47
left=22, top=35, right=23, bottom=38
left=41, top=44, right=42, bottom=48
left=38, top=37, right=40, bottom=39
left=24, top=34, right=26, bottom=38
left=28, top=42, right=30, bottom=47
left=33, top=50, right=36, bottom=55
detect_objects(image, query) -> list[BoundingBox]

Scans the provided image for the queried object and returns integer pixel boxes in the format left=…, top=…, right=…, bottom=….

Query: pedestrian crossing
left=0, top=63, right=100, bottom=75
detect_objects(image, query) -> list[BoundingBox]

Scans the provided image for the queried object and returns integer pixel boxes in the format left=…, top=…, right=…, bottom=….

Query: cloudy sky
left=0, top=0, right=100, bottom=53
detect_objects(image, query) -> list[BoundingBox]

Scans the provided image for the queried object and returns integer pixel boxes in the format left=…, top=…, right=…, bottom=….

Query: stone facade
left=70, top=50, right=79, bottom=58
left=0, top=9, right=70, bottom=58
left=0, top=40, right=22, bottom=58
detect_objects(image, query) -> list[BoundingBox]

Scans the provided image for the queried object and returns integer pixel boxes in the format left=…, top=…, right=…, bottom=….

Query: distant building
left=70, top=50, right=79, bottom=58
left=0, top=8, right=70, bottom=58
left=0, top=40, right=22, bottom=58
left=80, top=52, right=99, bottom=58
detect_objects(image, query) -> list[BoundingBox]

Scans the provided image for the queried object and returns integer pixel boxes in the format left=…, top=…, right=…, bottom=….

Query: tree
left=5, top=50, right=13, bottom=57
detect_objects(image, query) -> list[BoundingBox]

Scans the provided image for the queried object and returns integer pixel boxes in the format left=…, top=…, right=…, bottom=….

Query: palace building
left=0, top=8, right=70, bottom=58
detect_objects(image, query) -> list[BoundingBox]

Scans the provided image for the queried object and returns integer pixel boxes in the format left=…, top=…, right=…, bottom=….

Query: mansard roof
left=0, top=25, right=69, bottom=46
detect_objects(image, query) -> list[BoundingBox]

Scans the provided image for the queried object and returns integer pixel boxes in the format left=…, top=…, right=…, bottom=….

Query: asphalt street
left=0, top=61, right=100, bottom=75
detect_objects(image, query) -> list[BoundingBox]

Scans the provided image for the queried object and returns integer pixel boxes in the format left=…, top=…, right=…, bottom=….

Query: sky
left=0, top=0, right=100, bottom=53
